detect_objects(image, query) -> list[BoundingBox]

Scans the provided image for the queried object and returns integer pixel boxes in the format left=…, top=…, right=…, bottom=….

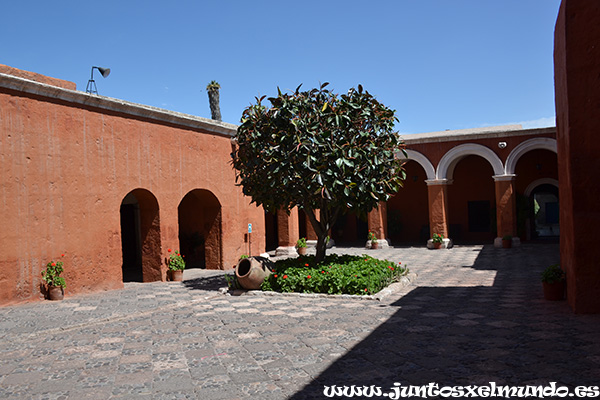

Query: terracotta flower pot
left=433, top=242, right=442, bottom=249
left=47, top=285, right=64, bottom=301
left=371, top=241, right=379, bottom=249
left=235, top=257, right=270, bottom=290
left=170, top=270, right=183, bottom=282
left=297, top=247, right=307, bottom=256
left=502, top=239, right=512, bottom=249
left=543, top=281, right=565, bottom=301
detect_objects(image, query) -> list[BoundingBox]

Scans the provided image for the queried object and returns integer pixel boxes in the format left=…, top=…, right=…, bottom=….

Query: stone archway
left=178, top=189, right=223, bottom=269
left=119, top=189, right=162, bottom=282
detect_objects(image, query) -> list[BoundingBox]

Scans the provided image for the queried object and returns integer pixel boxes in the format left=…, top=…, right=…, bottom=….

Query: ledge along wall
left=0, top=68, right=265, bottom=306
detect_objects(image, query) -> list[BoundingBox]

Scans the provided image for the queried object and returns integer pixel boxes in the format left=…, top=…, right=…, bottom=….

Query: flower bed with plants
left=259, top=254, right=407, bottom=296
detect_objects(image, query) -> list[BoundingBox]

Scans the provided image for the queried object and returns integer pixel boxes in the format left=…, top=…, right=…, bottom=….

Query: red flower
left=305, top=263, right=309, bottom=267
left=274, top=274, right=278, bottom=278
left=51, top=262, right=56, bottom=266
left=307, top=275, right=311, bottom=279
left=61, top=254, right=65, bottom=257
left=321, top=271, right=325, bottom=274
left=283, top=275, right=288, bottom=279
left=364, top=288, right=368, bottom=292
left=168, top=249, right=172, bottom=252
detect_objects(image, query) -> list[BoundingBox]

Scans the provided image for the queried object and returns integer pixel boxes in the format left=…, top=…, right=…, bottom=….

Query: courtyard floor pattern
left=0, top=243, right=599, bottom=399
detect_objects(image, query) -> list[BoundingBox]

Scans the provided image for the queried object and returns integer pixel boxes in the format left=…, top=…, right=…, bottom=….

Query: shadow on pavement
left=289, top=244, right=600, bottom=399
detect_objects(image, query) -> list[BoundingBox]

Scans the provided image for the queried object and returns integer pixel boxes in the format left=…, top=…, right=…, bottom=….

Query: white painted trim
left=505, top=138, right=557, bottom=175
left=493, top=174, right=517, bottom=182
left=397, top=149, right=436, bottom=180
left=524, top=178, right=559, bottom=197
left=436, top=143, right=504, bottom=180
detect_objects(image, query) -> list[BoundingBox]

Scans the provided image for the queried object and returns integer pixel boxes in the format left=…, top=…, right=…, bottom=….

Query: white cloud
left=515, top=116, right=556, bottom=129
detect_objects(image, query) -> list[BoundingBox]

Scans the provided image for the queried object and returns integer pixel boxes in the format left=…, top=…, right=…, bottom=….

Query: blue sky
left=1, top=0, right=561, bottom=134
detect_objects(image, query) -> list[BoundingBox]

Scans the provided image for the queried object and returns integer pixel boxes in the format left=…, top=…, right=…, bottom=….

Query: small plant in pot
left=541, top=264, right=566, bottom=301
left=167, top=249, right=185, bottom=282
left=42, top=256, right=66, bottom=300
left=296, top=237, right=307, bottom=255
left=502, top=235, right=513, bottom=249
left=367, top=230, right=378, bottom=249
left=432, top=233, right=444, bottom=249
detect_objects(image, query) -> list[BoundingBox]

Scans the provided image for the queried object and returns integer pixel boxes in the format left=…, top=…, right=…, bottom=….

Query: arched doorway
left=447, top=155, right=496, bottom=243
left=119, top=189, right=162, bottom=282
left=387, top=160, right=429, bottom=244
left=178, top=189, right=222, bottom=269
left=527, top=183, right=560, bottom=240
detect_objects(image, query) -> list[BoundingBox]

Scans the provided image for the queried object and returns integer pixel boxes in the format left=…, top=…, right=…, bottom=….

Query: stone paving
left=1, top=243, right=599, bottom=399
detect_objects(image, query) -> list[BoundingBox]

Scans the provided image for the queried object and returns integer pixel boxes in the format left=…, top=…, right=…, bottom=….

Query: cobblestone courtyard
left=1, top=243, right=599, bottom=399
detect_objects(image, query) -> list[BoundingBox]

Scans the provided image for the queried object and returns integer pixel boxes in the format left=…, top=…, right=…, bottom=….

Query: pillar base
left=275, top=246, right=298, bottom=257
left=365, top=239, right=390, bottom=249
left=427, top=238, right=453, bottom=249
left=494, top=237, right=521, bottom=248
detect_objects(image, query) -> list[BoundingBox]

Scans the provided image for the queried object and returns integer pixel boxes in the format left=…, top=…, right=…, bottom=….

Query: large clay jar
left=235, top=257, right=271, bottom=290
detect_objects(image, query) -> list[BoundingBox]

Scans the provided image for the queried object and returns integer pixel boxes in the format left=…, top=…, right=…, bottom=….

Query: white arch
left=505, top=138, right=557, bottom=175
left=437, top=143, right=504, bottom=180
left=525, top=178, right=559, bottom=197
left=396, top=149, right=436, bottom=180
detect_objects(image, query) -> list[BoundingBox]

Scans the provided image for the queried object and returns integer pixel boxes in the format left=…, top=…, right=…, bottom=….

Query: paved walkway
left=1, top=244, right=599, bottom=399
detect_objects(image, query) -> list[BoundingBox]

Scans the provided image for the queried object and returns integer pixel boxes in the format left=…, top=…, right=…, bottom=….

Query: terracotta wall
left=554, top=0, right=600, bottom=313
left=0, top=71, right=264, bottom=306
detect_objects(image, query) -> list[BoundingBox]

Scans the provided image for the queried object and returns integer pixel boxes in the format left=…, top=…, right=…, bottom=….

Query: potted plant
left=42, top=256, right=66, bottom=301
left=541, top=264, right=566, bottom=301
left=432, top=233, right=444, bottom=249
left=167, top=249, right=185, bottom=281
left=367, top=230, right=378, bottom=249
left=502, top=235, right=512, bottom=249
left=296, top=237, right=307, bottom=255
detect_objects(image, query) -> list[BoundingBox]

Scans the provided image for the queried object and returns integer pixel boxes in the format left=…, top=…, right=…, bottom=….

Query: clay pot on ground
left=543, top=281, right=566, bottom=301
left=235, top=257, right=271, bottom=290
left=47, top=285, right=64, bottom=301
left=371, top=241, right=379, bottom=250
left=433, top=242, right=442, bottom=249
left=170, top=270, right=183, bottom=282
left=297, top=247, right=307, bottom=256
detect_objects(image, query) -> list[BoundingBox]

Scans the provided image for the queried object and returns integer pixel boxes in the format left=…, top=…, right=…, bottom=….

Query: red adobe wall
left=0, top=69, right=265, bottom=306
left=554, top=0, right=600, bottom=313
left=0, top=64, right=76, bottom=90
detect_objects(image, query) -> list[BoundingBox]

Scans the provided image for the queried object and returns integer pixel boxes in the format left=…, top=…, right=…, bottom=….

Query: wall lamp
left=86, top=66, right=111, bottom=94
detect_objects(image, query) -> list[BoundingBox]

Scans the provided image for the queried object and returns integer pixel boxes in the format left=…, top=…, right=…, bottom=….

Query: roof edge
left=0, top=72, right=238, bottom=137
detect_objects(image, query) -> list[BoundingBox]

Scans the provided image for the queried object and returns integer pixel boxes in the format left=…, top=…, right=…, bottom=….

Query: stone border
left=219, top=272, right=418, bottom=302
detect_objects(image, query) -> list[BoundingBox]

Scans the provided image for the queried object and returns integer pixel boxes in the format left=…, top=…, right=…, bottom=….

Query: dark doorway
left=178, top=189, right=222, bottom=269
left=120, top=201, right=142, bottom=282
left=119, top=189, right=162, bottom=283
left=468, top=200, right=491, bottom=233
left=529, top=184, right=560, bottom=239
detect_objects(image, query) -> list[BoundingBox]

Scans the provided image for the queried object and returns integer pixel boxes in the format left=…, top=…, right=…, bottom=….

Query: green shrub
left=261, top=254, right=407, bottom=296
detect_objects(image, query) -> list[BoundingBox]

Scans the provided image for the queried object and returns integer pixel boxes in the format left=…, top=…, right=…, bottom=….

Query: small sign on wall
left=248, top=223, right=252, bottom=234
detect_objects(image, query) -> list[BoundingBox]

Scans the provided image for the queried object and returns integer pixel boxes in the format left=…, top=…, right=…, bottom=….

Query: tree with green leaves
left=232, top=83, right=406, bottom=263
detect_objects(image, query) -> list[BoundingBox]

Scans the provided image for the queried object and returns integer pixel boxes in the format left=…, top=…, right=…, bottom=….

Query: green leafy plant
left=42, top=256, right=66, bottom=288
left=261, top=254, right=408, bottom=296
left=367, top=230, right=377, bottom=242
left=232, top=83, right=407, bottom=263
left=239, top=254, right=250, bottom=259
left=502, top=235, right=513, bottom=241
left=541, top=264, right=565, bottom=284
left=167, top=249, right=186, bottom=271
left=296, top=238, right=307, bottom=248
left=432, top=233, right=444, bottom=244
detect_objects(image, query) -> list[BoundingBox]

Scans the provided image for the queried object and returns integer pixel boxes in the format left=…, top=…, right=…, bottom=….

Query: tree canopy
left=232, top=83, right=406, bottom=262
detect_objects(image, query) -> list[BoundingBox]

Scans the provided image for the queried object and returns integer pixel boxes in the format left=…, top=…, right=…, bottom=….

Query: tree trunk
left=315, top=233, right=328, bottom=264
left=208, top=88, right=221, bottom=121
